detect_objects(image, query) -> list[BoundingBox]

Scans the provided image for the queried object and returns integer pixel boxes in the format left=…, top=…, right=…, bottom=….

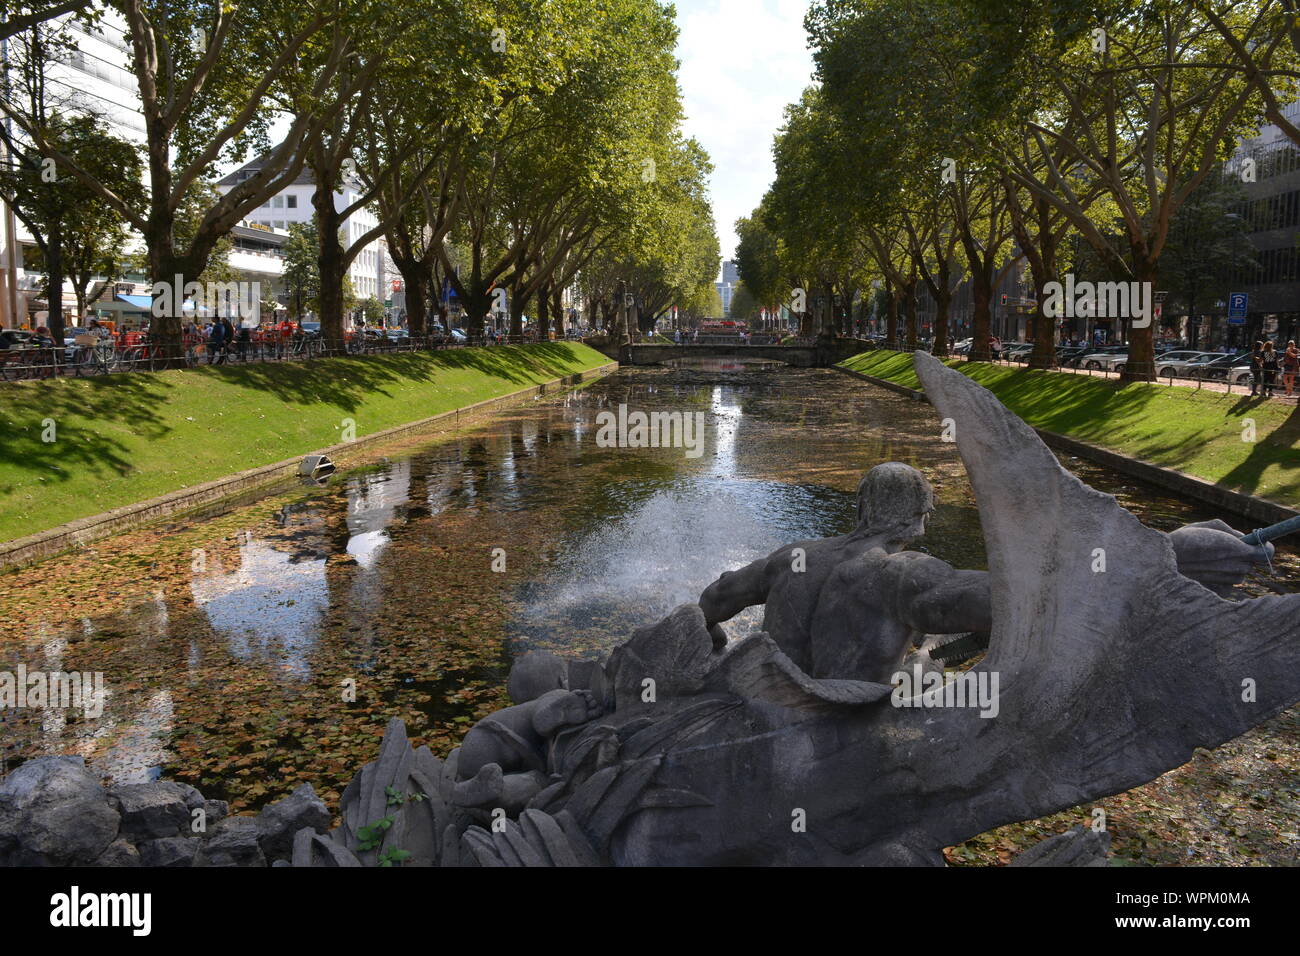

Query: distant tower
left=716, top=260, right=740, bottom=317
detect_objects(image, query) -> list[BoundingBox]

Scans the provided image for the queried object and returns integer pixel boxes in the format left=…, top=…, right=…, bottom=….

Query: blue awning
left=117, top=294, right=153, bottom=310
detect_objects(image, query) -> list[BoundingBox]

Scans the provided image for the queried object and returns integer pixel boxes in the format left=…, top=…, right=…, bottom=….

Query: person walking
left=208, top=317, right=227, bottom=364
left=1261, top=340, right=1279, bottom=398
left=1249, top=341, right=1265, bottom=396
left=1283, top=340, right=1298, bottom=397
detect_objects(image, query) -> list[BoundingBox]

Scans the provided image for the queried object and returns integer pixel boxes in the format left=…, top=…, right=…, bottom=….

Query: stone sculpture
left=3, top=352, right=1296, bottom=867
left=699, top=464, right=1273, bottom=682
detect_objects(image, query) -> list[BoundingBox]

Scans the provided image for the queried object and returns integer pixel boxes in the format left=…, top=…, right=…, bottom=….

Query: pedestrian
left=1261, top=341, right=1279, bottom=398
left=1249, top=341, right=1265, bottom=396
left=1283, top=340, right=1299, bottom=397
left=990, top=335, right=1002, bottom=360
left=208, top=317, right=227, bottom=364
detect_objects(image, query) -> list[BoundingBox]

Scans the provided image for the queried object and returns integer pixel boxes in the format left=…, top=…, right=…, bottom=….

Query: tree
left=728, top=281, right=758, bottom=323
left=442, top=0, right=689, bottom=340
left=1, top=0, right=358, bottom=361
left=300, top=0, right=522, bottom=349
left=969, top=1, right=1271, bottom=378
left=282, top=219, right=321, bottom=319
left=1199, top=0, right=1300, bottom=146
left=0, top=23, right=143, bottom=341
left=359, top=295, right=385, bottom=327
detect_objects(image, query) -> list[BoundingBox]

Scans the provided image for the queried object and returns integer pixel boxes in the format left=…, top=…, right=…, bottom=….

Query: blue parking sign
left=1228, top=293, right=1248, bottom=325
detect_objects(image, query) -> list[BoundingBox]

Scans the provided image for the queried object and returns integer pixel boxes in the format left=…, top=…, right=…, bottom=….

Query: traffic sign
left=1228, top=292, right=1248, bottom=326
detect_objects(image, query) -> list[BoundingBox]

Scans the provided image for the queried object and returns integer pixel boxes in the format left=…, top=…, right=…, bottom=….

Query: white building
left=217, top=156, right=387, bottom=310
left=1, top=10, right=148, bottom=328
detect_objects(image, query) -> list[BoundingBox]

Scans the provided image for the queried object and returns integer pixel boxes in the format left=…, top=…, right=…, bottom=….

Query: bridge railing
left=636, top=335, right=792, bottom=347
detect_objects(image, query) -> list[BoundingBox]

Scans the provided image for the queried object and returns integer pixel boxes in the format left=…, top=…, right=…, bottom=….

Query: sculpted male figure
left=699, top=462, right=1273, bottom=684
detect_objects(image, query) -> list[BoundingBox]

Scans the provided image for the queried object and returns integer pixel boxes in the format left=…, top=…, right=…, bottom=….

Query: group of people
left=182, top=317, right=303, bottom=363
left=1249, top=340, right=1299, bottom=398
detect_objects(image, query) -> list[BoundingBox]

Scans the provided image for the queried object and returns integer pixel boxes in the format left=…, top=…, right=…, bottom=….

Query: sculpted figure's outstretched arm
left=901, top=565, right=993, bottom=636
left=699, top=557, right=771, bottom=628
left=1167, top=520, right=1275, bottom=596
left=890, top=519, right=1269, bottom=639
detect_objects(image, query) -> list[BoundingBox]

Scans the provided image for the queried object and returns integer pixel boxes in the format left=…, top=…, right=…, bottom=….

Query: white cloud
left=673, top=0, right=815, bottom=267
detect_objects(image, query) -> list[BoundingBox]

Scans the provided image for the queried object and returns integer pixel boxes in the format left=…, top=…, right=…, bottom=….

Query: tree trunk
left=312, top=177, right=347, bottom=354
left=510, top=287, right=525, bottom=340
left=537, top=280, right=550, bottom=340
left=44, top=226, right=66, bottom=343
left=970, top=272, right=993, bottom=362
left=615, top=280, right=629, bottom=345
left=932, top=287, right=951, bottom=357
left=886, top=285, right=900, bottom=347
left=147, top=240, right=199, bottom=367
left=460, top=269, right=492, bottom=337
left=1027, top=254, right=1058, bottom=370
left=552, top=286, right=565, bottom=338
left=1122, top=259, right=1158, bottom=382
left=398, top=264, right=428, bottom=336
left=903, top=276, right=918, bottom=350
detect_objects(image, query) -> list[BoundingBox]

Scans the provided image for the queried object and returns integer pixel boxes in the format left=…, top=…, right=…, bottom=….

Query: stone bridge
left=611, top=339, right=872, bottom=368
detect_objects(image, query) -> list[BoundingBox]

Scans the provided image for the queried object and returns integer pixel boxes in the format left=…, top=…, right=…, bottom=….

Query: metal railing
left=0, top=330, right=578, bottom=382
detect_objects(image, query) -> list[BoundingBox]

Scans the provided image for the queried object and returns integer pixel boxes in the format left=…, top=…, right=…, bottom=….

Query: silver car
left=1154, top=350, right=1225, bottom=378
left=1076, top=346, right=1129, bottom=371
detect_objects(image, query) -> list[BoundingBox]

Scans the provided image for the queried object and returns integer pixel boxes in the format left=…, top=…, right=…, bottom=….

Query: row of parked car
left=1032, top=344, right=1255, bottom=383
left=941, top=338, right=1258, bottom=382
left=298, top=323, right=469, bottom=346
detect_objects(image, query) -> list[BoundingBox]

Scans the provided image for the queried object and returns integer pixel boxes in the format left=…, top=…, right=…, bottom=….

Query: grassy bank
left=839, top=350, right=1299, bottom=507
left=0, top=343, right=611, bottom=542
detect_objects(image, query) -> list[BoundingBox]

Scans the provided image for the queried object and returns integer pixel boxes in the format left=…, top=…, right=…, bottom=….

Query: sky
left=672, top=0, right=816, bottom=266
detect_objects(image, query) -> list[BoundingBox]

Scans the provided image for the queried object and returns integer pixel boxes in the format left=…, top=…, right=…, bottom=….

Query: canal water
left=1, top=359, right=1296, bottom=819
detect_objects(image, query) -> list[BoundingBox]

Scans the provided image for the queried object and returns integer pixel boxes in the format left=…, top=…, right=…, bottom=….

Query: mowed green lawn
left=839, top=350, right=1299, bottom=507
left=0, top=343, right=612, bottom=542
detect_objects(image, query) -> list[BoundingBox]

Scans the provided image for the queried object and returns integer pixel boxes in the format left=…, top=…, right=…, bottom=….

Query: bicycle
left=68, top=339, right=122, bottom=376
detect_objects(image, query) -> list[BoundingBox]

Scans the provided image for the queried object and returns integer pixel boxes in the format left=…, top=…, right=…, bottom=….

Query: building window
left=272, top=196, right=283, bottom=209
left=287, top=195, right=297, bottom=209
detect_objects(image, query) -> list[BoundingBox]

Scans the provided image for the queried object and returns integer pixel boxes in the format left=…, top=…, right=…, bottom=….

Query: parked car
left=1076, top=346, right=1129, bottom=371
left=299, top=321, right=322, bottom=339
left=1222, top=360, right=1258, bottom=386
left=1153, top=350, right=1225, bottom=378
left=991, top=342, right=1032, bottom=362
left=1191, top=351, right=1250, bottom=380
left=450, top=328, right=468, bottom=344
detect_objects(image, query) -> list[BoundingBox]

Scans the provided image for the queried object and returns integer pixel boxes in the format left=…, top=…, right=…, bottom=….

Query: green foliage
left=728, top=281, right=757, bottom=321
left=356, top=816, right=395, bottom=851
left=283, top=219, right=320, bottom=317
left=734, top=209, right=784, bottom=310
left=360, top=296, right=386, bottom=326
